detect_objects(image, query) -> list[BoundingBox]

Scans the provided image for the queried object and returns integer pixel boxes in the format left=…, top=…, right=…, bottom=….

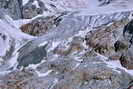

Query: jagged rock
left=22, top=0, right=46, bottom=19
left=114, top=40, right=128, bottom=52
left=84, top=18, right=133, bottom=69
left=0, top=0, right=22, bottom=19
left=0, top=52, right=133, bottom=89
left=35, top=50, right=133, bottom=89
left=20, top=13, right=64, bottom=36
left=0, top=70, right=55, bottom=89
left=114, top=20, right=133, bottom=69
left=18, top=11, right=131, bottom=63
left=53, top=36, right=85, bottom=56
left=119, top=46, right=133, bottom=69
left=85, top=19, right=129, bottom=60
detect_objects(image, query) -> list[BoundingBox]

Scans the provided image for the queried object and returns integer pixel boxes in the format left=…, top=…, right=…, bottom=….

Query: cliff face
left=0, top=0, right=133, bottom=89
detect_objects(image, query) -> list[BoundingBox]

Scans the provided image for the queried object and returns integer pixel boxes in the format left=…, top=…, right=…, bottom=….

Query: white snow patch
left=23, top=0, right=29, bottom=5
left=13, top=19, right=31, bottom=29
left=32, top=0, right=40, bottom=8
left=8, top=52, right=19, bottom=69
left=36, top=70, right=53, bottom=77
left=38, top=41, right=48, bottom=47
left=27, top=60, right=46, bottom=69
left=74, top=56, right=83, bottom=62
left=73, top=63, right=80, bottom=70
left=75, top=27, right=92, bottom=37
left=97, top=53, right=133, bottom=75
left=48, top=41, right=61, bottom=52
left=0, top=70, right=11, bottom=76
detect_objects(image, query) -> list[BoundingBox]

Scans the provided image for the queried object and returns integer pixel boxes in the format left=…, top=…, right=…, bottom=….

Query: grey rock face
left=113, top=20, right=133, bottom=69
left=0, top=0, right=22, bottom=19
left=17, top=43, right=47, bottom=68
left=22, top=0, right=46, bottom=19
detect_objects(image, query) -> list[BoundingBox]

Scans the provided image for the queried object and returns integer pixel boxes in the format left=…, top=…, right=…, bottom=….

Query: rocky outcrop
left=53, top=36, right=84, bottom=56
left=118, top=35, right=133, bottom=69
left=18, top=10, right=132, bottom=70
left=111, top=19, right=133, bottom=69
left=119, top=47, right=133, bottom=69
left=22, top=0, right=47, bottom=19
left=0, top=0, right=22, bottom=19
left=84, top=15, right=133, bottom=70
left=85, top=19, right=129, bottom=59
left=20, top=13, right=65, bottom=36
left=0, top=50, right=133, bottom=89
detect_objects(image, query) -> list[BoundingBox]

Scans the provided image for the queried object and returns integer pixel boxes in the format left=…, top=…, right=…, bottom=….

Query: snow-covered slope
left=0, top=0, right=133, bottom=88
left=22, top=0, right=133, bottom=18
left=0, top=11, right=35, bottom=73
